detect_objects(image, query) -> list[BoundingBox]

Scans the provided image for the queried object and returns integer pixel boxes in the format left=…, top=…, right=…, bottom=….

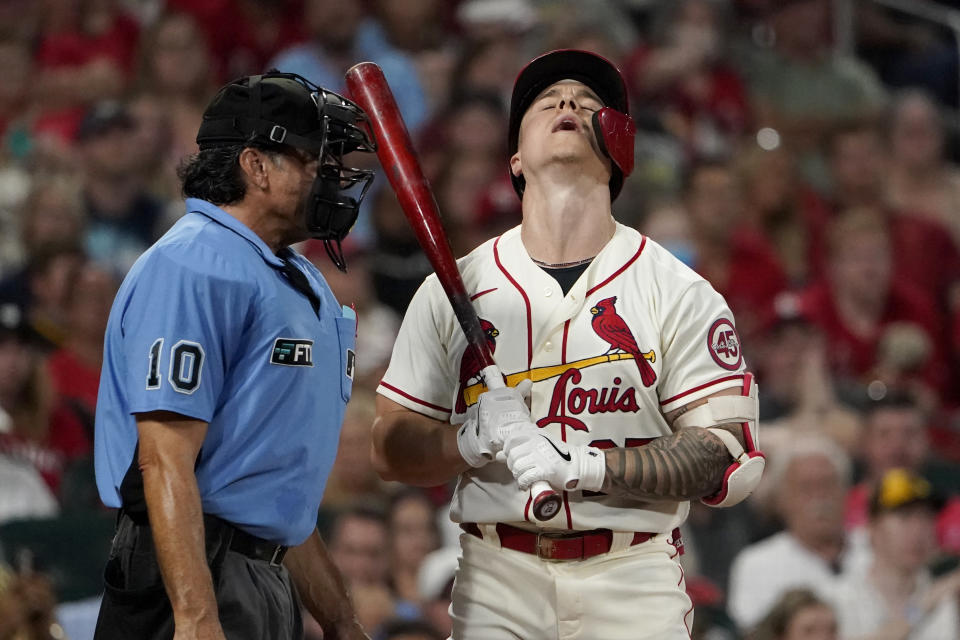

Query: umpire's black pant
left=93, top=512, right=303, bottom=640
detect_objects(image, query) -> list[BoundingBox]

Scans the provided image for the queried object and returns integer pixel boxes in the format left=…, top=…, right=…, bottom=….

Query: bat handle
left=481, top=367, right=561, bottom=521
left=479, top=365, right=505, bottom=390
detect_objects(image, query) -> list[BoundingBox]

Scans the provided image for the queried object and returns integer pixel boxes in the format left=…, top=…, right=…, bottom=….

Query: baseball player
left=93, top=72, right=375, bottom=640
left=373, top=50, right=764, bottom=639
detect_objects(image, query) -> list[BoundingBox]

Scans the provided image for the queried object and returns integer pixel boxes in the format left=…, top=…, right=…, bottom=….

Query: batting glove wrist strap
left=457, top=418, right=490, bottom=468
left=506, top=434, right=606, bottom=492
left=574, top=447, right=607, bottom=492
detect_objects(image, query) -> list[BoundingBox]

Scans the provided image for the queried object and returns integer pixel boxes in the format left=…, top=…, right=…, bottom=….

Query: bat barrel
left=345, top=62, right=494, bottom=371
left=346, top=62, right=557, bottom=520
left=344, top=64, right=444, bottom=259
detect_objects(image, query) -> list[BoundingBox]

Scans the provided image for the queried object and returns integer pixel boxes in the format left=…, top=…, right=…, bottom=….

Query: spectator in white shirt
left=728, top=433, right=856, bottom=632
left=834, top=468, right=960, bottom=640
left=0, top=452, right=58, bottom=524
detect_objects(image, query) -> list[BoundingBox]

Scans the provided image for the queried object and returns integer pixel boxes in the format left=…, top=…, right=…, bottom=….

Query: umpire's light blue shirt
left=94, top=198, right=356, bottom=546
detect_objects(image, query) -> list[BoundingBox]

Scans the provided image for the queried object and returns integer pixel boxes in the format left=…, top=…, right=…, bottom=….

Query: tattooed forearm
left=600, top=424, right=741, bottom=500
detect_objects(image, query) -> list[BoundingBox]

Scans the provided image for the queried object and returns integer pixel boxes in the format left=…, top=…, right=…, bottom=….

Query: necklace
left=530, top=255, right=595, bottom=268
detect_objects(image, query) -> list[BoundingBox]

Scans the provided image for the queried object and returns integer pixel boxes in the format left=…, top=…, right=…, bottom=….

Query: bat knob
left=531, top=485, right=562, bottom=521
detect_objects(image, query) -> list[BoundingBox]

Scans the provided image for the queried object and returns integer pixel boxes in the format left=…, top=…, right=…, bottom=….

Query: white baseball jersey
left=378, top=223, right=746, bottom=533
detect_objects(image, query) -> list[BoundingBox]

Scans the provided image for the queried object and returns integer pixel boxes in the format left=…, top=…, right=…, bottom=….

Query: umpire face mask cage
left=306, top=85, right=377, bottom=271
left=197, top=70, right=377, bottom=270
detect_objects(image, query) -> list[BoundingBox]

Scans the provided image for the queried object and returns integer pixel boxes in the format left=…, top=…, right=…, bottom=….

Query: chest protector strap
left=673, top=373, right=764, bottom=507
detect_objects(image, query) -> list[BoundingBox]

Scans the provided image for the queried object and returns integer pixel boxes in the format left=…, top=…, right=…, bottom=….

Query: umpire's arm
left=136, top=410, right=224, bottom=638
left=283, top=530, right=367, bottom=639
left=371, top=396, right=470, bottom=486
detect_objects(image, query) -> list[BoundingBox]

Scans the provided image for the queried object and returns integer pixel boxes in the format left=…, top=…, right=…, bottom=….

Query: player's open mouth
left=552, top=116, right=580, bottom=132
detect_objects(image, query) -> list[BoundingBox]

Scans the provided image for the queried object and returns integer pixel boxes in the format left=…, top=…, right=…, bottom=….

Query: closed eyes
left=535, top=98, right=601, bottom=112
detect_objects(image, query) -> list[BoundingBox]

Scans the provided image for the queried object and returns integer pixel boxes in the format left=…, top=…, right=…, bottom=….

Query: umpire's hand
left=173, top=616, right=227, bottom=640
left=326, top=620, right=371, bottom=640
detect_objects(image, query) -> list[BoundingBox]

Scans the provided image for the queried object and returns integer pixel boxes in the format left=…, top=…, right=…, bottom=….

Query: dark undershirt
left=537, top=261, right=592, bottom=296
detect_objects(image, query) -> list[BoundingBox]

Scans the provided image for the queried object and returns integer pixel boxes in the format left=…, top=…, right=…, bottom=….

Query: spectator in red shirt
left=793, top=208, right=946, bottom=395
left=35, top=0, right=140, bottom=74
left=886, top=90, right=960, bottom=247
left=737, top=146, right=831, bottom=285
left=625, top=0, right=751, bottom=160
left=684, top=160, right=788, bottom=338
left=0, top=302, right=89, bottom=496
left=0, top=37, right=34, bottom=144
left=46, top=262, right=118, bottom=437
left=826, top=122, right=960, bottom=313
left=828, top=123, right=960, bottom=402
left=32, top=0, right=140, bottom=143
left=130, top=12, right=219, bottom=201
left=167, top=0, right=305, bottom=80
left=133, top=11, right=216, bottom=106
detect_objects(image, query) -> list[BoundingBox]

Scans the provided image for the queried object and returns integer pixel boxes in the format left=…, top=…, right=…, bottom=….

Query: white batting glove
left=457, top=379, right=533, bottom=468
left=504, top=432, right=606, bottom=492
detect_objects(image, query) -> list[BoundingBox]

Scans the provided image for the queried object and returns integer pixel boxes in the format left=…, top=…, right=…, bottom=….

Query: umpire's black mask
left=196, top=71, right=377, bottom=271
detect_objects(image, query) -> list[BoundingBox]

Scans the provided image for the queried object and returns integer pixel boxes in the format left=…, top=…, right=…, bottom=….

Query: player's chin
left=550, top=150, right=610, bottom=179
left=549, top=147, right=594, bottom=165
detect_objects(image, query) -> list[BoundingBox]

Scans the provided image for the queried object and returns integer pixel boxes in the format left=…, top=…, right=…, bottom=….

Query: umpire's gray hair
left=764, top=431, right=853, bottom=497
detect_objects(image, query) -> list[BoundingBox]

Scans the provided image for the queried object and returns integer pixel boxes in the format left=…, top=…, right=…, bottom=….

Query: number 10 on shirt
left=147, top=337, right=205, bottom=394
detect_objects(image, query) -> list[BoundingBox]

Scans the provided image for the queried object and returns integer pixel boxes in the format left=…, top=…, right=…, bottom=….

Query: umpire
left=93, top=71, right=376, bottom=640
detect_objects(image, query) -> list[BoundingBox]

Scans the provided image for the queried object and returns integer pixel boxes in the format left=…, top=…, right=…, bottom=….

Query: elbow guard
left=674, top=373, right=765, bottom=508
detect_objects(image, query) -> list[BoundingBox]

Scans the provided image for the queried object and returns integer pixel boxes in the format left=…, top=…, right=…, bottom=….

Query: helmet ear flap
left=592, top=107, right=635, bottom=177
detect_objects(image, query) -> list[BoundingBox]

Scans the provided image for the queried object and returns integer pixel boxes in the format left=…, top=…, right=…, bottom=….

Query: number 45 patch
left=707, top=319, right=742, bottom=371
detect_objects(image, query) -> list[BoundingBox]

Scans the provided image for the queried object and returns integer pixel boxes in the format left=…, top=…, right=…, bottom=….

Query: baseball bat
left=345, top=62, right=562, bottom=522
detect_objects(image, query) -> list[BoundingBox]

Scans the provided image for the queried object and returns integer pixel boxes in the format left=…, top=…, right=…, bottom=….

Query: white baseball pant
left=449, top=530, right=692, bottom=639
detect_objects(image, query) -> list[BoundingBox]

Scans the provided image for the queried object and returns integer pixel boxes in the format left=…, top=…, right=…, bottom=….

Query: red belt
left=461, top=523, right=680, bottom=561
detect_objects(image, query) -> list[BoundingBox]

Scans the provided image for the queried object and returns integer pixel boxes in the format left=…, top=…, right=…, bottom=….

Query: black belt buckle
left=227, top=524, right=288, bottom=566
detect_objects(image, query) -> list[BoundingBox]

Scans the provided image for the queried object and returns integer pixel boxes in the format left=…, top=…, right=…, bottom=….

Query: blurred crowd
left=3, top=0, right=960, bottom=638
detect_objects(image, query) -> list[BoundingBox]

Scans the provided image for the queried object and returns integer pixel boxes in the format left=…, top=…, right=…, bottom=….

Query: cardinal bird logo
left=590, top=296, right=657, bottom=387
left=456, top=318, right=499, bottom=413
